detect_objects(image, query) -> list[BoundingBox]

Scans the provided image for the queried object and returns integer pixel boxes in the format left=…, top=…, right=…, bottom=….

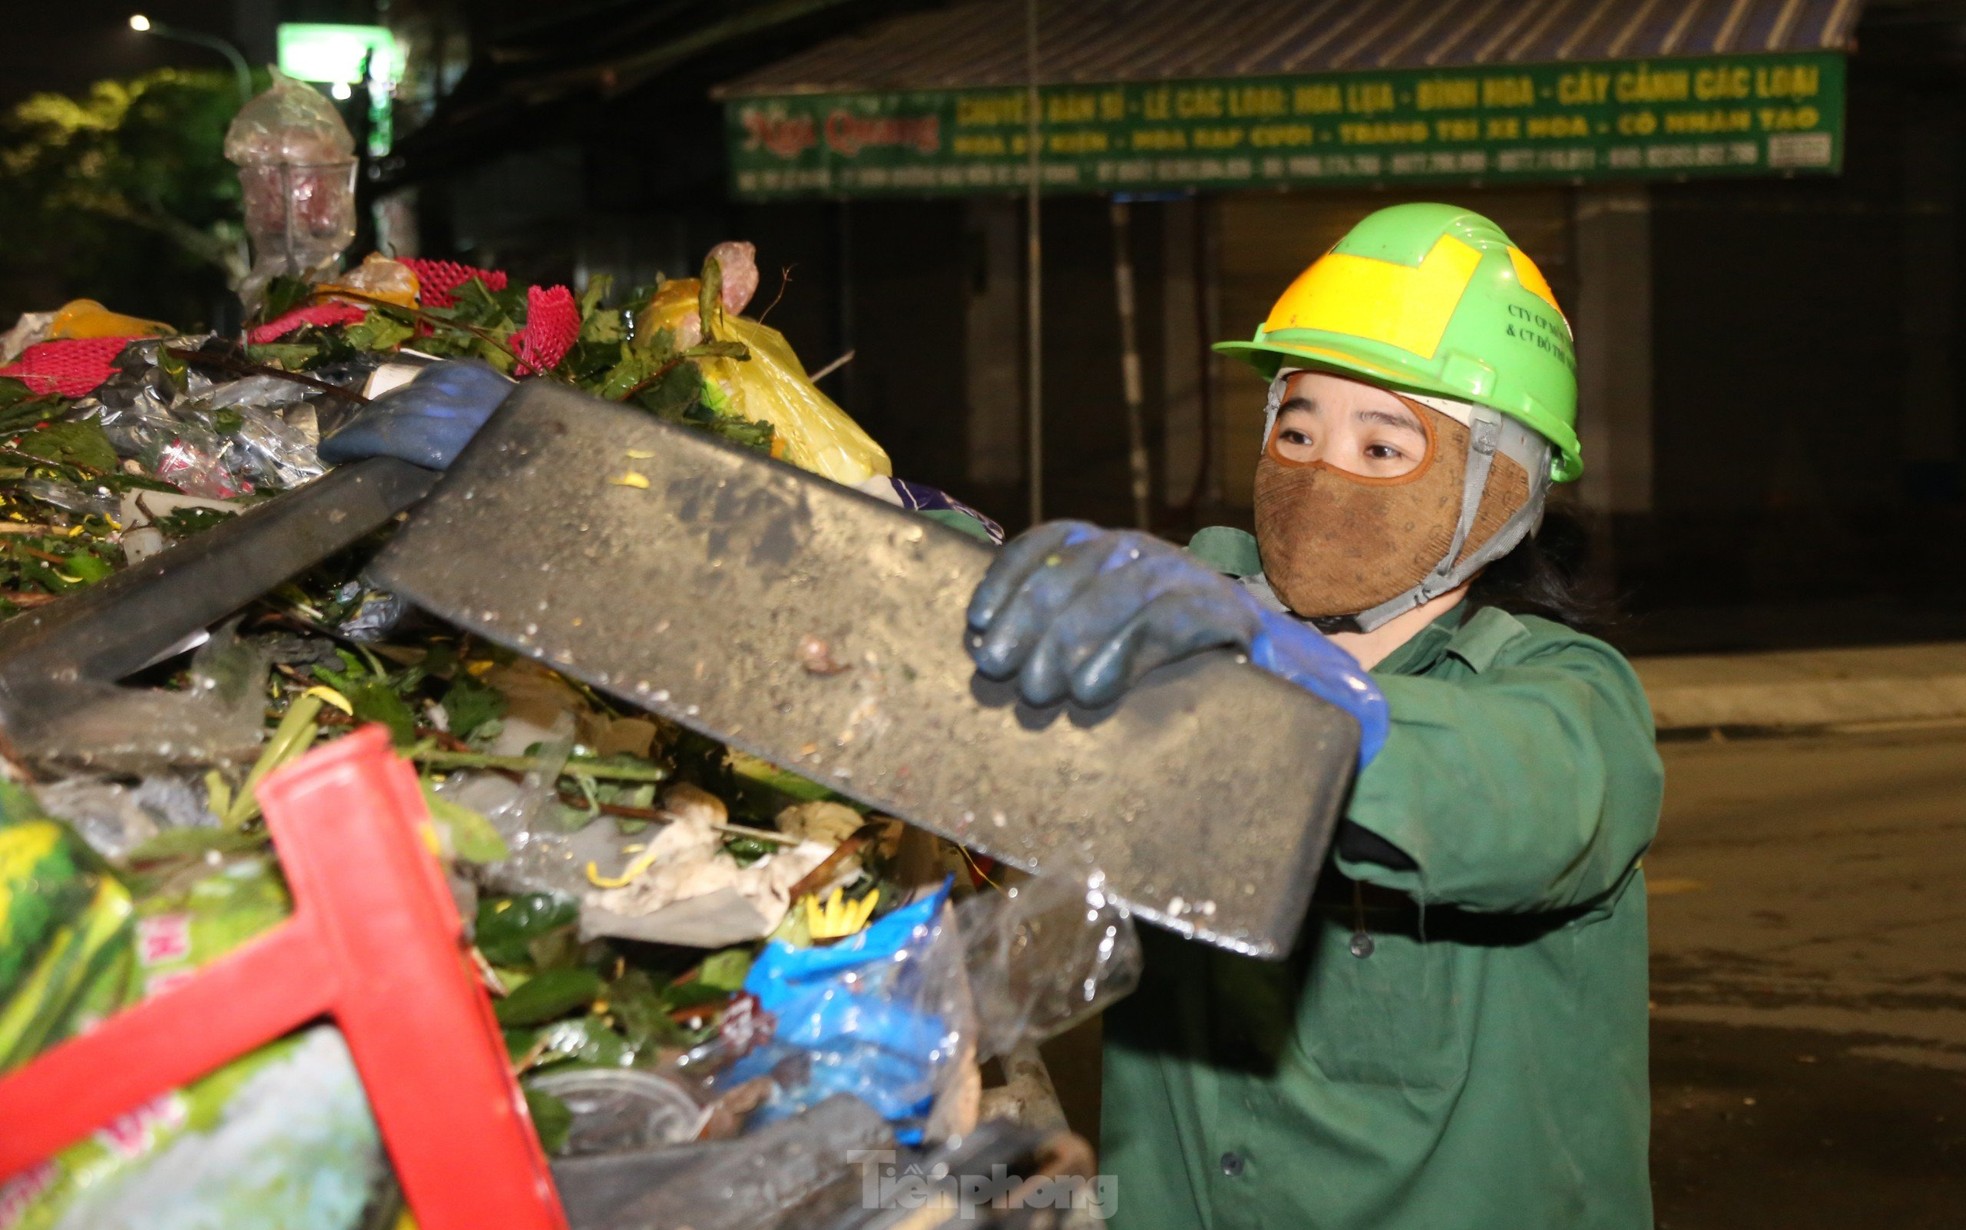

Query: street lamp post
left=129, top=14, right=253, bottom=107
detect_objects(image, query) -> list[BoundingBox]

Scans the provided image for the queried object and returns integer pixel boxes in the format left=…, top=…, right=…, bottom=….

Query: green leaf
left=684, top=341, right=748, bottom=361
left=156, top=345, right=190, bottom=394
left=515, top=1015, right=634, bottom=1069
left=696, top=947, right=752, bottom=992
left=475, top=893, right=579, bottom=967
left=443, top=675, right=507, bottom=742
left=522, top=1087, right=572, bottom=1154
left=0, top=377, right=43, bottom=411
left=123, top=826, right=268, bottom=866
left=727, top=750, right=839, bottom=802
left=157, top=506, right=236, bottom=537
left=258, top=275, right=314, bottom=321
left=604, top=969, right=686, bottom=1050
left=577, top=274, right=613, bottom=323
left=13, top=421, right=116, bottom=471
left=343, top=311, right=415, bottom=353
left=421, top=782, right=511, bottom=864
left=61, top=549, right=114, bottom=583
left=244, top=342, right=320, bottom=370
left=663, top=979, right=733, bottom=1011
left=628, top=362, right=703, bottom=421
left=451, top=276, right=524, bottom=331
left=494, top=968, right=604, bottom=1026
left=347, top=680, right=418, bottom=747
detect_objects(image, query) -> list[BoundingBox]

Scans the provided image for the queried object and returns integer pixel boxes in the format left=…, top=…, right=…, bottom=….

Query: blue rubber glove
left=318, top=359, right=515, bottom=470
left=966, top=520, right=1389, bottom=764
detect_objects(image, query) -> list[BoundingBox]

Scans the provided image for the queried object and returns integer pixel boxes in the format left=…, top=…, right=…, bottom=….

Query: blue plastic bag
left=728, top=879, right=966, bottom=1144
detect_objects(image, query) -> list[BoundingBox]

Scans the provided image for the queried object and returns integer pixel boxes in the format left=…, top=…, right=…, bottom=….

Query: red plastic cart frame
left=0, top=726, right=567, bottom=1229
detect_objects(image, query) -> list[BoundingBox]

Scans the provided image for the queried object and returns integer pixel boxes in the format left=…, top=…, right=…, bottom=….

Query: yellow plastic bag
left=646, top=281, right=891, bottom=487
left=48, top=300, right=171, bottom=341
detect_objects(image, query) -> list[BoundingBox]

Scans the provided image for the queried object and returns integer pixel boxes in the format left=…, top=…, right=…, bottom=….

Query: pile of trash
left=0, top=84, right=1129, bottom=1227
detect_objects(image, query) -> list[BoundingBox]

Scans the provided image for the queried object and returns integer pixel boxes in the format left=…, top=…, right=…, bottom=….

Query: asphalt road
left=1648, top=723, right=1966, bottom=1229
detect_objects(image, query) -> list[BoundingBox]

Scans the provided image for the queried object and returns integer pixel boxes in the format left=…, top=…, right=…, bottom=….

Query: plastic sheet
left=643, top=279, right=891, bottom=487
left=956, top=873, right=1142, bottom=1062
left=224, top=75, right=358, bottom=311
left=526, top=1068, right=706, bottom=1157
left=720, top=880, right=972, bottom=1146
left=13, top=625, right=272, bottom=775
left=29, top=775, right=218, bottom=863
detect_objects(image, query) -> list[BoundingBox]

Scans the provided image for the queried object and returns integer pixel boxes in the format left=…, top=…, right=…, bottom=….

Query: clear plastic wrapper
left=956, top=872, right=1142, bottom=1062
left=224, top=76, right=358, bottom=311
left=718, top=881, right=973, bottom=1146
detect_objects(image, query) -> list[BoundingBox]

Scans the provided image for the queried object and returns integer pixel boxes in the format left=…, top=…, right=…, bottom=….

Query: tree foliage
left=0, top=69, right=254, bottom=330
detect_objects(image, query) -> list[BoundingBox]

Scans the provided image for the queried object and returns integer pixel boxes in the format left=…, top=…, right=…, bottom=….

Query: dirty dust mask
left=1252, top=376, right=1550, bottom=630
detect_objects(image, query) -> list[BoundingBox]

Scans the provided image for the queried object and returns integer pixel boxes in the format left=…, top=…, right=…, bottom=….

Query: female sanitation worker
left=965, top=203, right=1663, bottom=1230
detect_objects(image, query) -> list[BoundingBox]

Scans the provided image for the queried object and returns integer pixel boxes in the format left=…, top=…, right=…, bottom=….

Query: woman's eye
left=1363, top=443, right=1403, bottom=461
left=1280, top=429, right=1312, bottom=446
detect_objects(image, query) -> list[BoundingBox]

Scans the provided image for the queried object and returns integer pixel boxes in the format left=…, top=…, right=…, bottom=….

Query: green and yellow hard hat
left=1215, top=202, right=1583, bottom=482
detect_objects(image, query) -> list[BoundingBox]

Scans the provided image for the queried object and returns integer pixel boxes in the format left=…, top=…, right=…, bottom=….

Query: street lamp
left=129, top=13, right=253, bottom=107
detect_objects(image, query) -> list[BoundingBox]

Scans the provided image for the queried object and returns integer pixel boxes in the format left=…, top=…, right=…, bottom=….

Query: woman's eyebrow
left=1277, top=396, right=1317, bottom=415
left=1356, top=407, right=1424, bottom=435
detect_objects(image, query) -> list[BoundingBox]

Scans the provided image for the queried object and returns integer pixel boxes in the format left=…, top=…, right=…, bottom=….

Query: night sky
left=0, top=1, right=278, bottom=112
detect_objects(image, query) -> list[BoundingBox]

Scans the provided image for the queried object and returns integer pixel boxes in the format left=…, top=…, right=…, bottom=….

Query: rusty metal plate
left=370, top=384, right=1355, bottom=957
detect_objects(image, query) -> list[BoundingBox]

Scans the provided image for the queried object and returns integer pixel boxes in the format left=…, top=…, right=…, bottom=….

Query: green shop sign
left=726, top=52, right=1843, bottom=199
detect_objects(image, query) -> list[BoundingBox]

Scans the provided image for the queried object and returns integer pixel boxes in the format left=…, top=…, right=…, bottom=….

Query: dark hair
left=1465, top=505, right=1617, bottom=632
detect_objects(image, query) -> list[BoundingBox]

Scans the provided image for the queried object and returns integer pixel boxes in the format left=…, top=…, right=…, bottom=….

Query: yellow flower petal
left=302, top=685, right=356, bottom=715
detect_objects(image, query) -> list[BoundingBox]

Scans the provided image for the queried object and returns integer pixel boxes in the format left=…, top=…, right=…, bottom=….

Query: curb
left=1632, top=643, right=1966, bottom=733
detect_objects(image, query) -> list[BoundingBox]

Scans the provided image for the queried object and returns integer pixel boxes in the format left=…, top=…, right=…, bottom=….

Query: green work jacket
left=1101, top=530, right=1664, bottom=1230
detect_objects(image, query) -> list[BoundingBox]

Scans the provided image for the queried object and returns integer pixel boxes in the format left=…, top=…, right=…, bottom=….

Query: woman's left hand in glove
left=965, top=520, right=1389, bottom=764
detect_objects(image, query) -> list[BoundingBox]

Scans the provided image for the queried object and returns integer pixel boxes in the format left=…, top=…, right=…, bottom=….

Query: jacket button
left=1220, top=1151, right=1245, bottom=1177
left=1349, top=932, right=1375, bottom=958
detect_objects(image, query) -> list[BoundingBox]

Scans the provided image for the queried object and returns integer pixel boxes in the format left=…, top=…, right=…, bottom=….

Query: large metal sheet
left=371, top=384, right=1355, bottom=957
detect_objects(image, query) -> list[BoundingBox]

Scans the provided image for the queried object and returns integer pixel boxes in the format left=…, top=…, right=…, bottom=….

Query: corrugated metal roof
left=716, top=0, right=1862, bottom=97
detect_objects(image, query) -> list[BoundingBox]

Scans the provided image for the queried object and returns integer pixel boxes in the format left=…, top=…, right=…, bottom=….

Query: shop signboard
left=726, top=52, right=1843, bottom=199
